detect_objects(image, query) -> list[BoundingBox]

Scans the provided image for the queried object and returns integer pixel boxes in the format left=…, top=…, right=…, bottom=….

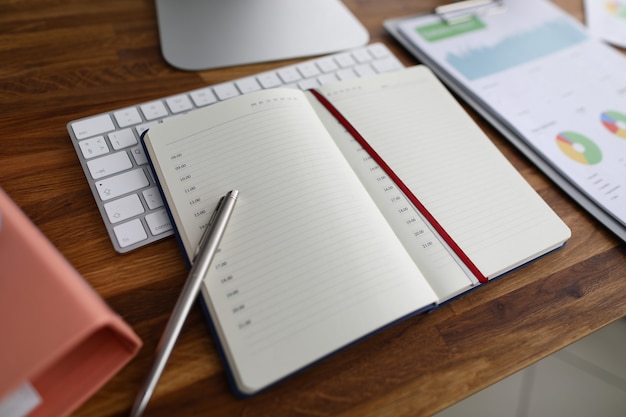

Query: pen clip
left=193, top=196, right=225, bottom=261
left=435, top=0, right=504, bottom=24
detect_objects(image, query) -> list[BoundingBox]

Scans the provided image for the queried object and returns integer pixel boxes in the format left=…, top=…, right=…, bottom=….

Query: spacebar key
left=95, top=168, right=149, bottom=201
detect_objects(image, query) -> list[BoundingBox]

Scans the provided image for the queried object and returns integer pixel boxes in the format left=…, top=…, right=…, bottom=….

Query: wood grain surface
left=1, top=1, right=625, bottom=416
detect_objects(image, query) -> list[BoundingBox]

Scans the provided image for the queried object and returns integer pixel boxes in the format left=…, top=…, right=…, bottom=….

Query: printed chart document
left=385, top=0, right=626, bottom=242
left=142, top=66, right=570, bottom=395
left=584, top=0, right=626, bottom=48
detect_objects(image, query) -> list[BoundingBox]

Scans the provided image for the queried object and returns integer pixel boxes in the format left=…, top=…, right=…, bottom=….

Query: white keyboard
left=67, top=43, right=404, bottom=253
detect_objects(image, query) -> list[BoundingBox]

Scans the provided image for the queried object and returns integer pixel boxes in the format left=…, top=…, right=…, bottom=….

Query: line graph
left=446, top=18, right=588, bottom=80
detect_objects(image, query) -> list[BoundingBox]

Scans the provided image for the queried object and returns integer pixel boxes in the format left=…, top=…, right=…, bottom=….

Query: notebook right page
left=315, top=66, right=571, bottom=280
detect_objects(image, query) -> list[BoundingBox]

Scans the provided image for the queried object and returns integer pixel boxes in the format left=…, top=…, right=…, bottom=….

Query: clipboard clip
left=434, top=0, right=505, bottom=25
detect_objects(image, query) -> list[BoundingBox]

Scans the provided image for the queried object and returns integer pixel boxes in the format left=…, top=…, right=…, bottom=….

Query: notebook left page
left=142, top=89, right=438, bottom=395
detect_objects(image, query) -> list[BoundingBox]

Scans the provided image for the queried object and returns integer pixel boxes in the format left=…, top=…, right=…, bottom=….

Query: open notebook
left=142, top=66, right=570, bottom=395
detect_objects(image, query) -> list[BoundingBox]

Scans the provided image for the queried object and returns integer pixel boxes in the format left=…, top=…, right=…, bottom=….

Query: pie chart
left=600, top=110, right=626, bottom=139
left=556, top=131, right=602, bottom=165
left=606, top=1, right=626, bottom=18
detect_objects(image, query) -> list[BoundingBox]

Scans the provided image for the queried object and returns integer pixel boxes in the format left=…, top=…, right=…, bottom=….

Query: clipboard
left=433, top=0, right=505, bottom=24
left=384, top=0, right=626, bottom=242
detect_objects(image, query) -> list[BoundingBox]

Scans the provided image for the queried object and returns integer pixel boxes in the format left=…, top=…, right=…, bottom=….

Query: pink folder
left=0, top=187, right=142, bottom=417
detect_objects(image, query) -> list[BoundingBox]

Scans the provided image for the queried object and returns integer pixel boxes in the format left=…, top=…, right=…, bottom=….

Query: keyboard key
left=166, top=94, right=193, bottom=113
left=318, top=73, right=339, bottom=85
left=277, top=67, right=302, bottom=83
left=337, top=68, right=358, bottom=81
left=135, top=121, right=159, bottom=137
left=214, top=82, right=240, bottom=101
left=130, top=145, right=148, bottom=165
left=236, top=77, right=262, bottom=94
left=354, top=64, right=376, bottom=78
left=141, top=101, right=169, bottom=120
left=334, top=52, right=357, bottom=68
left=71, top=114, right=115, bottom=140
left=95, top=168, right=149, bottom=201
left=109, top=128, right=137, bottom=150
left=113, top=219, right=148, bottom=248
left=298, top=79, right=320, bottom=90
left=104, top=194, right=145, bottom=224
left=352, top=48, right=374, bottom=63
left=145, top=209, right=173, bottom=236
left=297, top=62, right=321, bottom=78
left=79, top=135, right=109, bottom=159
left=142, top=187, right=164, bottom=210
left=190, top=87, right=218, bottom=107
left=87, top=151, right=133, bottom=180
left=113, top=107, right=142, bottom=128
left=373, top=58, right=403, bottom=73
left=257, top=72, right=282, bottom=89
left=369, top=43, right=391, bottom=59
left=316, top=57, right=339, bottom=73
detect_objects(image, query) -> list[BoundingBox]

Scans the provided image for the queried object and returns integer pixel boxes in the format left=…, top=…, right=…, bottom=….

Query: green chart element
left=415, top=16, right=486, bottom=42
left=556, top=131, right=603, bottom=165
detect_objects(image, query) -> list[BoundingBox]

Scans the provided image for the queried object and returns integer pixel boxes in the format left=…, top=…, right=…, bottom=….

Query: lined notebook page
left=143, top=89, right=438, bottom=394
left=308, top=92, right=477, bottom=302
left=316, top=66, right=570, bottom=279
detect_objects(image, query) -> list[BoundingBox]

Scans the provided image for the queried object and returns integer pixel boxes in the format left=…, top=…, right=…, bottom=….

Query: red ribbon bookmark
left=310, top=89, right=487, bottom=284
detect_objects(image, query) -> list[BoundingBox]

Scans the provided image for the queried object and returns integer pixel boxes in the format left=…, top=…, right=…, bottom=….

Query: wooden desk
left=2, top=1, right=625, bottom=416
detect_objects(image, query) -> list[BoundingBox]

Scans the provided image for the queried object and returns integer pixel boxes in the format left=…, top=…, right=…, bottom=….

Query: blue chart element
left=446, top=18, right=588, bottom=80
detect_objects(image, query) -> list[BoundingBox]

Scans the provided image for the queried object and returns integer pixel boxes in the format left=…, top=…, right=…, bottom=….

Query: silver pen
left=129, top=190, right=239, bottom=417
